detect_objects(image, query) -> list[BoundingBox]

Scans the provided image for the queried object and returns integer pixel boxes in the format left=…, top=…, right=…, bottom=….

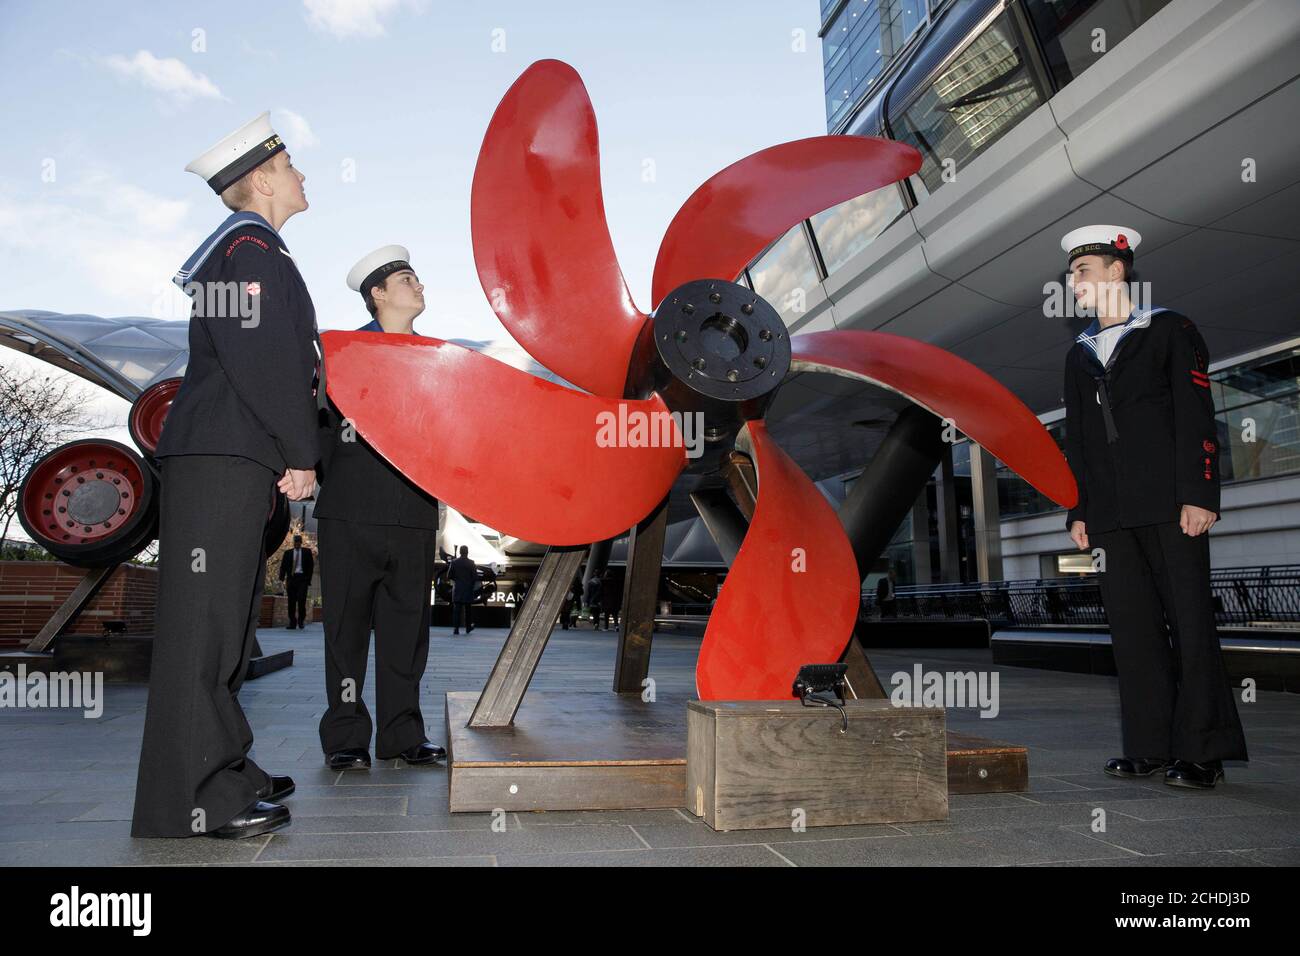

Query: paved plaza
left=2, top=624, right=1297, bottom=866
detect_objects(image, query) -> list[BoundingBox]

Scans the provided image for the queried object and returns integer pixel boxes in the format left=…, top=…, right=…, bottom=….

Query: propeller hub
left=650, top=279, right=789, bottom=427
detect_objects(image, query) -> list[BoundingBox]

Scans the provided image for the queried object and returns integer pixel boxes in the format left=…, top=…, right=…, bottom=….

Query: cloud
left=275, top=109, right=320, bottom=149
left=100, top=50, right=224, bottom=103
left=303, top=0, right=415, bottom=38
left=0, top=173, right=197, bottom=318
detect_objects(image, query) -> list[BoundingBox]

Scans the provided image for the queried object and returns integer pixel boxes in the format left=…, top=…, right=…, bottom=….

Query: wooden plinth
left=446, top=691, right=688, bottom=812
left=447, top=691, right=1029, bottom=812
left=946, top=731, right=1029, bottom=794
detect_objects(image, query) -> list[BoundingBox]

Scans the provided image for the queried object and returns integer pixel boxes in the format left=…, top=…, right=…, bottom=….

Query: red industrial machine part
left=20, top=376, right=288, bottom=564
left=322, top=59, right=1079, bottom=700
left=17, top=438, right=158, bottom=567
left=127, top=376, right=182, bottom=458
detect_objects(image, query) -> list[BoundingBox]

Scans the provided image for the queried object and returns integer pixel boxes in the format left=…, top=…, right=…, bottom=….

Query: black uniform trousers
left=318, top=517, right=435, bottom=757
left=1091, top=521, right=1248, bottom=764
left=131, top=455, right=275, bottom=837
left=286, top=574, right=309, bottom=627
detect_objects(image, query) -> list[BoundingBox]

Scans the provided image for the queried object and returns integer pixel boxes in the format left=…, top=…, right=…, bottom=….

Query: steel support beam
left=468, top=545, right=588, bottom=727
left=613, top=496, right=669, bottom=694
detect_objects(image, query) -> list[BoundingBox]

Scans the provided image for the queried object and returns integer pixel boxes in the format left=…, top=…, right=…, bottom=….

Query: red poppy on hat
left=1114, top=233, right=1129, bottom=251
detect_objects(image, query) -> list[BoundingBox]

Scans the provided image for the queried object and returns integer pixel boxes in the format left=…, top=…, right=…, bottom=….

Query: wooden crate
left=687, top=699, right=948, bottom=831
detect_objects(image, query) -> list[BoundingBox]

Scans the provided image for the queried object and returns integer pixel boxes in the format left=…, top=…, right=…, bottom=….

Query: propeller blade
left=651, top=136, right=921, bottom=309
left=791, top=330, right=1078, bottom=508
left=322, top=331, right=686, bottom=545
left=471, top=58, right=647, bottom=398
left=696, top=420, right=861, bottom=700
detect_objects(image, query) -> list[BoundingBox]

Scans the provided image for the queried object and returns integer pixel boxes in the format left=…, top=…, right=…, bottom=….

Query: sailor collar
left=358, top=317, right=416, bottom=334
left=1075, top=306, right=1167, bottom=367
left=173, top=211, right=285, bottom=289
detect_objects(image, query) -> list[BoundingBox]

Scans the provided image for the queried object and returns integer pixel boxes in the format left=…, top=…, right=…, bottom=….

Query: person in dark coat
left=559, top=575, right=583, bottom=630
left=584, top=574, right=601, bottom=627
left=447, top=546, right=479, bottom=635
left=132, top=113, right=316, bottom=840
left=314, top=245, right=444, bottom=771
left=875, top=567, right=897, bottom=618
left=277, top=534, right=315, bottom=628
left=1060, top=224, right=1247, bottom=790
left=598, top=569, right=622, bottom=631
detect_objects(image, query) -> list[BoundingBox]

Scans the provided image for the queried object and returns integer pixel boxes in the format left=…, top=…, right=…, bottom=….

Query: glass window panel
left=810, top=185, right=907, bottom=274
left=1222, top=395, right=1300, bottom=482
left=850, top=41, right=883, bottom=88
left=891, top=13, right=1043, bottom=195
left=826, top=62, right=853, bottom=127
left=823, top=5, right=852, bottom=70
left=1023, top=0, right=1175, bottom=89
left=995, top=423, right=1068, bottom=518
left=749, top=225, right=821, bottom=324
left=1212, top=347, right=1300, bottom=410
left=826, top=0, right=937, bottom=130
left=900, top=0, right=927, bottom=39
left=951, top=439, right=971, bottom=477
left=882, top=0, right=926, bottom=59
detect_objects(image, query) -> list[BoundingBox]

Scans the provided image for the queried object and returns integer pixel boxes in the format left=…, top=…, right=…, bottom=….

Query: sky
left=0, top=0, right=831, bottom=477
left=0, top=0, right=829, bottom=334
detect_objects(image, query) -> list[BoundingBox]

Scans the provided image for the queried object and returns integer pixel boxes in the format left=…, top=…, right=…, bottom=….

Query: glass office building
left=739, top=0, right=1177, bottom=324
left=736, top=0, right=1299, bottom=584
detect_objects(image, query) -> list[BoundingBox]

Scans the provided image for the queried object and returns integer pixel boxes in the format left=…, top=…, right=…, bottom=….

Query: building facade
left=739, top=0, right=1300, bottom=586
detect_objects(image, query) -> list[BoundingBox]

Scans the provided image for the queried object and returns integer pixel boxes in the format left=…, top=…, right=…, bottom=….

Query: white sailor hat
left=185, top=111, right=286, bottom=195
left=1061, top=225, right=1141, bottom=265
left=347, top=245, right=414, bottom=296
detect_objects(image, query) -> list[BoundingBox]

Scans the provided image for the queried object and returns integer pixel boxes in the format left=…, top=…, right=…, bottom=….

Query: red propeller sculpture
left=322, top=59, right=1077, bottom=700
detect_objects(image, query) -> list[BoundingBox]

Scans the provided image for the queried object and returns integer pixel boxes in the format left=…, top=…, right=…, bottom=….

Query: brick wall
left=0, top=561, right=159, bottom=648
left=259, top=594, right=288, bottom=629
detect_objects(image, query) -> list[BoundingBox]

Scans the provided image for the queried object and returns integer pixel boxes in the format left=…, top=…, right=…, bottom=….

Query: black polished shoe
left=326, top=748, right=372, bottom=771
left=1103, top=756, right=1172, bottom=778
left=1165, top=759, right=1224, bottom=789
left=391, top=741, right=446, bottom=765
left=207, top=800, right=290, bottom=839
left=257, top=775, right=296, bottom=801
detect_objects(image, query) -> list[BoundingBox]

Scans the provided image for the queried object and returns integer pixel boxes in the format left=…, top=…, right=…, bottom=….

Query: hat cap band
left=360, top=260, right=412, bottom=297
left=1067, top=240, right=1134, bottom=264
left=206, top=134, right=285, bottom=194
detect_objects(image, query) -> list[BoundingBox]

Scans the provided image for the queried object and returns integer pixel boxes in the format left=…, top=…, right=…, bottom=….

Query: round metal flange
left=652, top=279, right=789, bottom=405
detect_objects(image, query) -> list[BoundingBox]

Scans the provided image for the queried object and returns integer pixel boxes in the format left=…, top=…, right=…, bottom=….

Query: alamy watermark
left=595, top=404, right=704, bottom=459
left=0, top=665, right=104, bottom=718
left=1043, top=279, right=1154, bottom=319
left=49, top=886, right=150, bottom=935
left=155, top=280, right=262, bottom=326
left=890, top=664, right=999, bottom=718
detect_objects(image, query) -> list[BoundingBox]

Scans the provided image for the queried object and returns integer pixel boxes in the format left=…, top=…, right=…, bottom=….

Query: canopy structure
left=0, top=310, right=191, bottom=401
left=0, top=309, right=575, bottom=402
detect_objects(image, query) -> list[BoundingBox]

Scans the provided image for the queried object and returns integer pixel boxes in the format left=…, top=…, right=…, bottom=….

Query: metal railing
left=863, top=566, right=1300, bottom=630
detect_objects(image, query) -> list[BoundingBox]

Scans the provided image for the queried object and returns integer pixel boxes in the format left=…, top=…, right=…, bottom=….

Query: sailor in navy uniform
left=314, top=245, right=445, bottom=770
left=1061, top=225, right=1247, bottom=789
left=131, top=113, right=320, bottom=839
